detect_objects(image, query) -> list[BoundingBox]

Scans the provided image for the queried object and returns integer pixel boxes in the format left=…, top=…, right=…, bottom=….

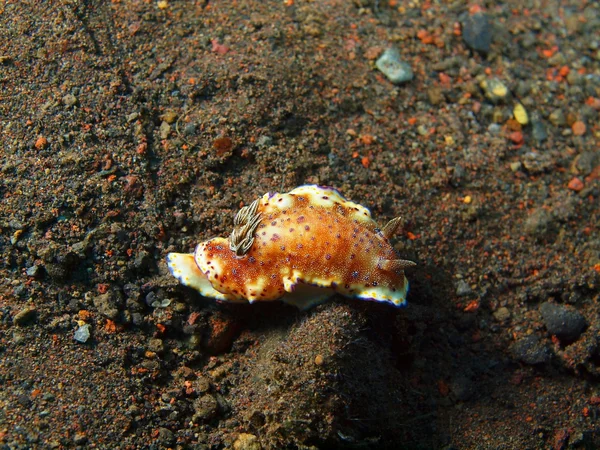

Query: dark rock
left=73, top=432, right=87, bottom=445
left=524, top=208, right=555, bottom=240
left=131, top=312, right=144, bottom=326
left=511, top=335, right=552, bottom=365
left=156, top=428, right=175, bottom=447
left=93, top=292, right=121, bottom=320
left=450, top=375, right=475, bottom=402
left=147, top=338, right=165, bottom=354
left=539, top=302, right=586, bottom=341
left=462, top=12, right=492, bottom=54
left=16, top=394, right=32, bottom=408
left=13, top=306, right=37, bottom=326
left=192, top=394, right=219, bottom=422
left=133, top=250, right=153, bottom=274
left=13, top=284, right=28, bottom=298
left=203, top=313, right=240, bottom=354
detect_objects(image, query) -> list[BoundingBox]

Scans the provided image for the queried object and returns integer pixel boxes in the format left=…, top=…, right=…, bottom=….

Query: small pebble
left=462, top=12, right=492, bottom=54
left=572, top=121, right=586, bottom=136
left=427, top=86, right=445, bottom=105
left=508, top=131, right=523, bottom=144
left=511, top=335, right=552, bottom=365
left=567, top=177, right=584, bottom=192
left=184, top=123, right=196, bottom=136
left=161, top=110, right=177, bottom=124
left=493, top=307, right=510, bottom=322
left=573, top=152, right=598, bottom=176
left=480, top=78, right=509, bottom=103
left=159, top=121, right=171, bottom=139
left=73, top=432, right=87, bottom=445
left=455, top=279, right=473, bottom=297
left=62, top=94, right=78, bottom=107
left=531, top=118, right=548, bottom=143
left=509, top=161, right=523, bottom=172
left=547, top=52, right=566, bottom=66
left=513, top=103, right=529, bottom=125
left=147, top=338, right=165, bottom=354
left=26, top=265, right=42, bottom=278
left=539, top=302, right=586, bottom=341
left=375, top=48, right=413, bottom=84
left=233, top=433, right=261, bottom=450
left=35, top=136, right=48, bottom=150
left=74, top=324, right=91, bottom=343
left=549, top=109, right=566, bottom=127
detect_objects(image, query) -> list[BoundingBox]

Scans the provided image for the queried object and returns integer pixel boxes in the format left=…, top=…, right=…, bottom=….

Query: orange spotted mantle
left=166, top=185, right=415, bottom=309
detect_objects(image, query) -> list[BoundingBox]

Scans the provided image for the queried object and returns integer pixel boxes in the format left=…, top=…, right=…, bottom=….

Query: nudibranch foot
left=281, top=283, right=334, bottom=310
left=167, top=252, right=240, bottom=302
left=166, top=185, right=415, bottom=309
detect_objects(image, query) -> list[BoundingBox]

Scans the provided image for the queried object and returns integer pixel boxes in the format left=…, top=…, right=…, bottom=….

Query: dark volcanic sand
left=1, top=1, right=599, bottom=448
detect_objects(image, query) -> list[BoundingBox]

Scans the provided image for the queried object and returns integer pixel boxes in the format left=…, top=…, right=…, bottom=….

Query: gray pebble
left=574, top=152, right=598, bottom=176
left=13, top=284, right=28, bottom=298
left=74, top=324, right=91, bottom=343
left=145, top=292, right=157, bottom=307
left=539, top=302, right=586, bottom=341
left=455, top=279, right=473, bottom=297
left=131, top=312, right=144, bottom=326
left=183, top=123, right=197, bottom=136
left=511, top=335, right=552, bottom=365
left=375, top=48, right=413, bottom=84
left=531, top=118, right=548, bottom=143
left=462, top=12, right=492, bottom=54
left=256, top=135, right=273, bottom=148
left=26, top=265, right=42, bottom=278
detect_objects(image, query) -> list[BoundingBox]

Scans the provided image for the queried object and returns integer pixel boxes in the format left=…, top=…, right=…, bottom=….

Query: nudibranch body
left=167, top=185, right=415, bottom=309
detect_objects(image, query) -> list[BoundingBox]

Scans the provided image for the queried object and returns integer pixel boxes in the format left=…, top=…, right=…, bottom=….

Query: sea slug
left=167, top=185, right=415, bottom=309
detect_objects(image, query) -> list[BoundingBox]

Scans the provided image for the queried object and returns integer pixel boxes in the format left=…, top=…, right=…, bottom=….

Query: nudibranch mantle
left=166, top=185, right=415, bottom=310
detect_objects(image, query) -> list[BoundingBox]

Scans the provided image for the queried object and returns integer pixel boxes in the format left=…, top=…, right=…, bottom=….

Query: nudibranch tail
left=166, top=252, right=234, bottom=301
